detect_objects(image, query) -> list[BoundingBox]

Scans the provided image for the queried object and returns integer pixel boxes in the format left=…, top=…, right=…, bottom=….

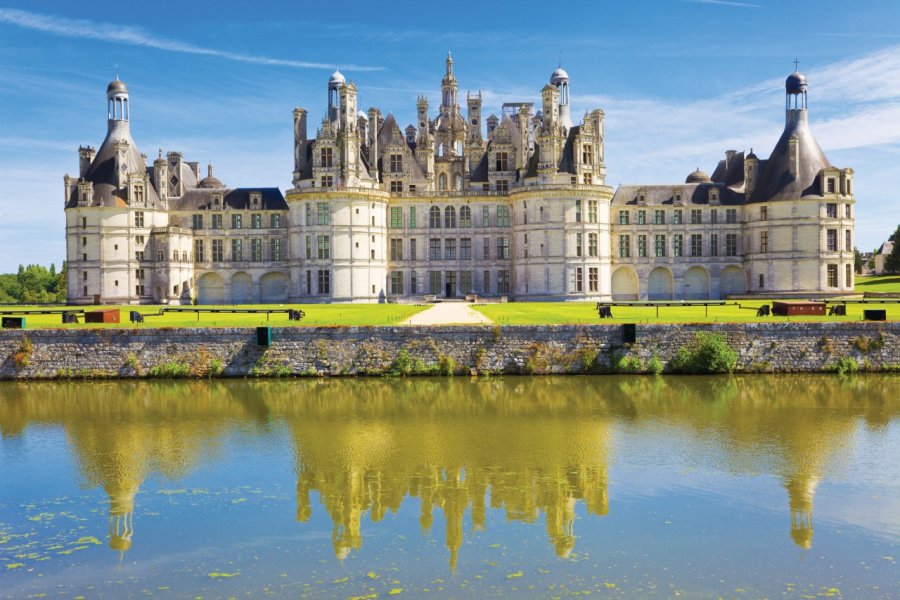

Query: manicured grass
left=855, top=275, right=900, bottom=293
left=0, top=303, right=428, bottom=329
left=473, top=300, right=896, bottom=325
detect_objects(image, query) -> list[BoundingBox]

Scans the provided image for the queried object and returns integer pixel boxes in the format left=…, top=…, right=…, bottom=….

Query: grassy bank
left=855, top=275, right=900, bottom=293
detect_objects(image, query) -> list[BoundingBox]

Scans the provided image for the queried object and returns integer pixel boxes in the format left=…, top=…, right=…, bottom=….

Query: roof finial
left=794, top=58, right=800, bottom=72
left=208, top=163, right=213, bottom=177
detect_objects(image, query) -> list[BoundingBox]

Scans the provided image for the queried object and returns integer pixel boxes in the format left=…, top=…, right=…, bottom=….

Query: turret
left=106, top=78, right=130, bottom=135
left=744, top=148, right=758, bottom=196
left=441, top=51, right=458, bottom=114
left=550, top=66, right=572, bottom=130
left=417, top=96, right=430, bottom=142
left=541, top=84, right=560, bottom=129
left=78, top=146, right=96, bottom=177
left=153, top=149, right=168, bottom=202
left=467, top=92, right=483, bottom=142
left=328, top=70, right=345, bottom=124
left=293, top=107, right=308, bottom=183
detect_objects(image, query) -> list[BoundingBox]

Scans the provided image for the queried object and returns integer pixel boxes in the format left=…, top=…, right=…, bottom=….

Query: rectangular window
left=317, top=270, right=331, bottom=294
left=575, top=267, right=583, bottom=292
left=229, top=239, right=243, bottom=261
left=673, top=210, right=683, bottom=225
left=845, top=204, right=851, bottom=219
left=135, top=235, right=145, bottom=246
left=483, top=237, right=490, bottom=260
left=212, top=239, right=224, bottom=262
left=618, top=210, right=629, bottom=225
left=575, top=200, right=582, bottom=223
left=588, top=267, right=598, bottom=292
left=251, top=238, right=263, bottom=261
left=496, top=180, right=509, bottom=192
left=390, top=207, right=402, bottom=228
left=497, top=237, right=510, bottom=260
left=690, top=234, right=702, bottom=257
left=482, top=270, right=490, bottom=293
left=497, top=270, right=510, bottom=294
left=134, top=212, right=144, bottom=227
left=211, top=214, right=222, bottom=230
left=619, top=235, right=630, bottom=258
left=760, top=206, right=768, bottom=221
left=390, top=238, right=403, bottom=261
left=827, top=229, right=838, bottom=252
left=317, top=203, right=330, bottom=225
left=251, top=214, right=262, bottom=229
left=271, top=213, right=282, bottom=228
left=827, top=178, right=836, bottom=194
left=726, top=209, right=737, bottom=224
left=429, top=238, right=441, bottom=260
left=192, top=214, right=203, bottom=230
left=710, top=233, right=718, bottom=256
left=445, top=239, right=456, bottom=260
left=691, top=209, right=702, bottom=224
left=460, top=270, right=472, bottom=294
left=317, top=235, right=330, bottom=259
left=495, top=152, right=510, bottom=171
left=654, top=210, right=665, bottom=225
left=461, top=238, right=472, bottom=260
left=410, top=238, right=417, bottom=260
left=638, top=235, right=647, bottom=258
left=582, top=145, right=593, bottom=164
left=482, top=206, right=490, bottom=227
left=460, top=207, right=472, bottom=228
left=305, top=235, right=311, bottom=259
left=390, top=180, right=403, bottom=193
left=410, top=271, right=417, bottom=294
left=320, top=147, right=333, bottom=167
left=760, top=231, right=769, bottom=253
left=726, top=233, right=738, bottom=256
left=827, top=264, right=838, bottom=287
left=637, top=210, right=646, bottom=225
left=270, top=238, right=282, bottom=261
left=135, top=251, right=144, bottom=262
left=846, top=264, right=852, bottom=288
left=711, top=209, right=718, bottom=225
left=576, top=233, right=583, bottom=257
left=390, top=271, right=404, bottom=295
left=673, top=234, right=683, bottom=257
left=588, top=200, right=598, bottom=223
left=390, top=154, right=402, bottom=173
left=306, top=270, right=312, bottom=295
left=429, top=271, right=442, bottom=295
left=497, top=205, right=510, bottom=227
left=845, top=229, right=852, bottom=252
left=583, top=173, right=592, bottom=185
left=654, top=234, right=666, bottom=257
left=409, top=206, right=416, bottom=228
left=194, top=240, right=204, bottom=262
left=305, top=203, right=312, bottom=226
left=231, top=214, right=242, bottom=229
left=588, top=232, right=598, bottom=257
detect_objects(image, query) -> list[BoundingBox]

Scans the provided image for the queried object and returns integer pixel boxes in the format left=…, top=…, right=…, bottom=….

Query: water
left=0, top=376, right=898, bottom=598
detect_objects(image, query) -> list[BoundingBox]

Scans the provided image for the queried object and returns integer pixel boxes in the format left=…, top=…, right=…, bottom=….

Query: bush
left=13, top=334, right=33, bottom=368
left=389, top=348, right=415, bottom=376
left=611, top=352, right=643, bottom=374
left=669, top=332, right=738, bottom=374
left=648, top=354, right=664, bottom=375
left=832, top=356, right=859, bottom=376
left=148, top=360, right=191, bottom=379
left=438, top=354, right=456, bottom=376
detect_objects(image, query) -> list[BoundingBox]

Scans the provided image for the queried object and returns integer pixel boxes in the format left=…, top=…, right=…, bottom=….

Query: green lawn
left=0, top=303, right=428, bottom=329
left=855, top=275, right=900, bottom=293
left=473, top=300, right=896, bottom=325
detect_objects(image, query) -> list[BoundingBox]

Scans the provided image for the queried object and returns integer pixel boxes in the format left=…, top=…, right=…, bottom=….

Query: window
left=588, top=201, right=598, bottom=223
left=251, top=238, right=263, bottom=261
left=317, top=203, right=330, bottom=225
left=826, top=203, right=838, bottom=218
left=305, top=235, right=311, bottom=259
left=845, top=230, right=852, bottom=252
left=429, top=271, right=442, bottom=295
left=638, top=235, right=647, bottom=257
left=251, top=214, right=262, bottom=229
left=760, top=231, right=769, bottom=253
left=619, top=235, right=630, bottom=258
left=845, top=204, right=851, bottom=219
left=496, top=180, right=509, bottom=192
left=173, top=250, right=179, bottom=262
left=673, top=234, right=683, bottom=257
left=460, top=270, right=472, bottom=294
left=410, top=271, right=417, bottom=294
left=460, top=206, right=472, bottom=227
left=461, top=238, right=472, bottom=260
left=429, top=238, right=441, bottom=260
left=588, top=233, right=598, bottom=257
left=445, top=239, right=456, bottom=260
left=232, top=214, right=243, bottom=229
left=390, top=180, right=403, bottom=193
left=495, top=151, right=510, bottom=171
left=305, top=203, right=312, bottom=225
left=445, top=206, right=457, bottom=228
left=192, top=214, right=203, bottom=230
left=497, top=205, right=510, bottom=227
left=231, top=239, right=243, bottom=261
left=317, top=270, right=331, bottom=294
left=136, top=251, right=144, bottom=261
left=134, top=212, right=144, bottom=227
left=846, top=264, right=852, bottom=288
left=691, top=234, right=703, bottom=257
left=691, top=209, right=702, bottom=224
left=673, top=210, right=683, bottom=225
left=827, top=178, right=835, bottom=194
left=82, top=217, right=87, bottom=227
left=497, top=237, right=510, bottom=260
left=575, top=267, right=583, bottom=292
left=582, top=145, right=593, bottom=164
left=439, top=173, right=448, bottom=191
left=637, top=210, right=646, bottom=225
left=429, top=206, right=441, bottom=228
left=320, top=147, right=333, bottom=167
left=270, top=238, right=282, bottom=261
left=212, top=214, right=223, bottom=229
left=725, top=209, right=737, bottom=224
left=390, top=238, right=403, bottom=261
left=576, top=233, right=583, bottom=257
left=654, top=210, right=665, bottom=225
left=193, top=240, right=204, bottom=262
left=212, top=239, right=224, bottom=261
left=710, top=209, right=718, bottom=225
left=827, top=229, right=838, bottom=252
left=725, top=233, right=738, bottom=256
left=583, top=173, right=592, bottom=185
left=389, top=154, right=402, bottom=173
left=588, top=267, right=598, bottom=292
left=317, top=235, right=330, bottom=259
left=760, top=206, right=768, bottom=221
left=390, top=271, right=404, bottom=295
left=483, top=238, right=490, bottom=260
left=759, top=274, right=765, bottom=289
left=410, top=239, right=417, bottom=260
left=409, top=206, right=417, bottom=228
left=618, top=210, right=629, bottom=225
left=183, top=250, right=189, bottom=262
left=483, top=270, right=490, bottom=292
left=156, top=249, right=164, bottom=262
left=708, top=233, right=718, bottom=256
left=306, top=270, right=312, bottom=294
left=827, top=264, right=838, bottom=287
left=390, top=207, right=402, bottom=228
left=481, top=206, right=490, bottom=227
left=575, top=200, right=582, bottom=223
left=271, top=213, right=281, bottom=228
left=82, top=236, right=87, bottom=246
left=497, top=270, right=510, bottom=294
left=654, top=234, right=666, bottom=257
left=409, top=184, right=416, bottom=193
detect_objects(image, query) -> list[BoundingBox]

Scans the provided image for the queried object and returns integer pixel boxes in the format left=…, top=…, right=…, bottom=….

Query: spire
left=446, top=50, right=453, bottom=76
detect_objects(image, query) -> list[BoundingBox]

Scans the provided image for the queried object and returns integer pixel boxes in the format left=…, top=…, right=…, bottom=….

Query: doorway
left=445, top=271, right=456, bottom=298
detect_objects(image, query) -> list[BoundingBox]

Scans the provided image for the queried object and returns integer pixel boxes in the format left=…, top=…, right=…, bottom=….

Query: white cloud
left=0, top=8, right=383, bottom=72
left=683, top=0, right=761, bottom=7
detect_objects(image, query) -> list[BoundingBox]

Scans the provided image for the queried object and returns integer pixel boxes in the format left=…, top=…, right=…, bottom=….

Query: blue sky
left=1, top=0, right=899, bottom=272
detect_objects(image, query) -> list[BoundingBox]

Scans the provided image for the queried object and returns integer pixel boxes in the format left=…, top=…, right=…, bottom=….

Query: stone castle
left=65, top=54, right=855, bottom=303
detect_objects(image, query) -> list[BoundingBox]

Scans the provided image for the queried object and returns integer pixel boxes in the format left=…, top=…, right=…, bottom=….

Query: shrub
left=147, top=360, right=191, bottom=379
left=669, top=332, right=738, bottom=375
left=438, top=354, right=456, bottom=376
left=208, top=358, right=224, bottom=377
left=648, top=354, right=664, bottom=375
left=832, top=356, right=859, bottom=376
left=611, top=351, right=643, bottom=374
left=389, top=348, right=415, bottom=376
left=13, top=335, right=33, bottom=368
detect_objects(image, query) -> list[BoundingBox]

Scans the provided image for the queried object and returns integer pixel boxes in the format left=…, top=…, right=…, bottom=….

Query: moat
left=1, top=377, right=898, bottom=598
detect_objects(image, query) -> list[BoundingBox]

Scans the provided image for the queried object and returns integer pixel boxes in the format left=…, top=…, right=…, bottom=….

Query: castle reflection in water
left=1, top=376, right=896, bottom=567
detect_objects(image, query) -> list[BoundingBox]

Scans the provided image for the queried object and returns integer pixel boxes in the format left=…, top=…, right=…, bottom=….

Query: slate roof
left=170, top=188, right=287, bottom=211
left=611, top=182, right=745, bottom=206
left=749, top=111, right=830, bottom=203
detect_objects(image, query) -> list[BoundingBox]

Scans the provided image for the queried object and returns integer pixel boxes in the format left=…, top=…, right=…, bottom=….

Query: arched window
left=173, top=250, right=179, bottom=261
left=429, top=206, right=441, bottom=228
left=157, top=250, right=164, bottom=262
left=437, top=144, right=444, bottom=157
left=182, top=251, right=188, bottom=262
left=460, top=205, right=472, bottom=227
left=454, top=174, right=462, bottom=191
left=439, top=173, right=448, bottom=191
left=444, top=206, right=456, bottom=228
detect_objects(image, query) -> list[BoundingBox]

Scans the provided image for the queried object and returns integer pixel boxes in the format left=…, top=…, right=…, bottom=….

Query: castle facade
left=65, top=55, right=855, bottom=304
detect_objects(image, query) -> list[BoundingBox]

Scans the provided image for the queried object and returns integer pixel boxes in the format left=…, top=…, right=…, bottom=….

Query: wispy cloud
left=0, top=8, right=383, bottom=72
left=683, top=0, right=760, bottom=8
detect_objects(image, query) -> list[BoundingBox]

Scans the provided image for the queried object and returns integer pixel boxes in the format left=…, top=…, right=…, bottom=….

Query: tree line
left=0, top=263, right=67, bottom=304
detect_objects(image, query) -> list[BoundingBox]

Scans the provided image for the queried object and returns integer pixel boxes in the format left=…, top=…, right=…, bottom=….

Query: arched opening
left=429, top=206, right=441, bottom=228
left=460, top=205, right=472, bottom=227
left=647, top=267, right=674, bottom=300
left=197, top=273, right=225, bottom=305
left=719, top=266, right=746, bottom=298
left=454, top=174, right=462, bottom=191
left=439, top=172, right=448, bottom=191
left=260, top=272, right=289, bottom=303
left=683, top=266, right=710, bottom=300
left=444, top=206, right=456, bottom=228
left=231, top=272, right=252, bottom=304
left=611, top=267, right=639, bottom=301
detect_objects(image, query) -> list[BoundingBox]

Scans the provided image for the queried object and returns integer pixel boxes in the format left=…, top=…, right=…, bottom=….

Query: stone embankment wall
left=1, top=322, right=899, bottom=380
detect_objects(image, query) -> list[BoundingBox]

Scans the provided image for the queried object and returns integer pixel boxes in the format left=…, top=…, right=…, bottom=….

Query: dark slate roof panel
left=750, top=111, right=830, bottom=203
left=611, top=183, right=745, bottom=206
left=171, top=188, right=287, bottom=211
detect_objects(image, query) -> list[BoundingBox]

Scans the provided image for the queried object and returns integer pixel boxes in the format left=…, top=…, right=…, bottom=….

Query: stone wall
left=1, top=322, right=899, bottom=380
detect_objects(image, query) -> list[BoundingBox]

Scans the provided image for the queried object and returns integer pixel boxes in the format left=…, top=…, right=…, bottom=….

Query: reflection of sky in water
left=0, top=376, right=898, bottom=598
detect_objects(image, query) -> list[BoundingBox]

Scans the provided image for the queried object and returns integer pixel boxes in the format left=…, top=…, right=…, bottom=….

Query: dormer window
left=674, top=192, right=682, bottom=204
left=827, top=178, right=836, bottom=194
left=709, top=189, right=719, bottom=204
left=133, top=184, right=144, bottom=204
left=213, top=194, right=223, bottom=209
left=250, top=192, right=261, bottom=208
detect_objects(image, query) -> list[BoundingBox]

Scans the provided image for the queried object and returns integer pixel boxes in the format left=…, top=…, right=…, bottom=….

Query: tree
left=885, top=225, right=900, bottom=274
left=854, top=247, right=863, bottom=274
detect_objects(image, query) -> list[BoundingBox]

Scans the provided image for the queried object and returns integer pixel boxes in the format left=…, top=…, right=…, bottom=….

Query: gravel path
left=402, top=302, right=494, bottom=325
